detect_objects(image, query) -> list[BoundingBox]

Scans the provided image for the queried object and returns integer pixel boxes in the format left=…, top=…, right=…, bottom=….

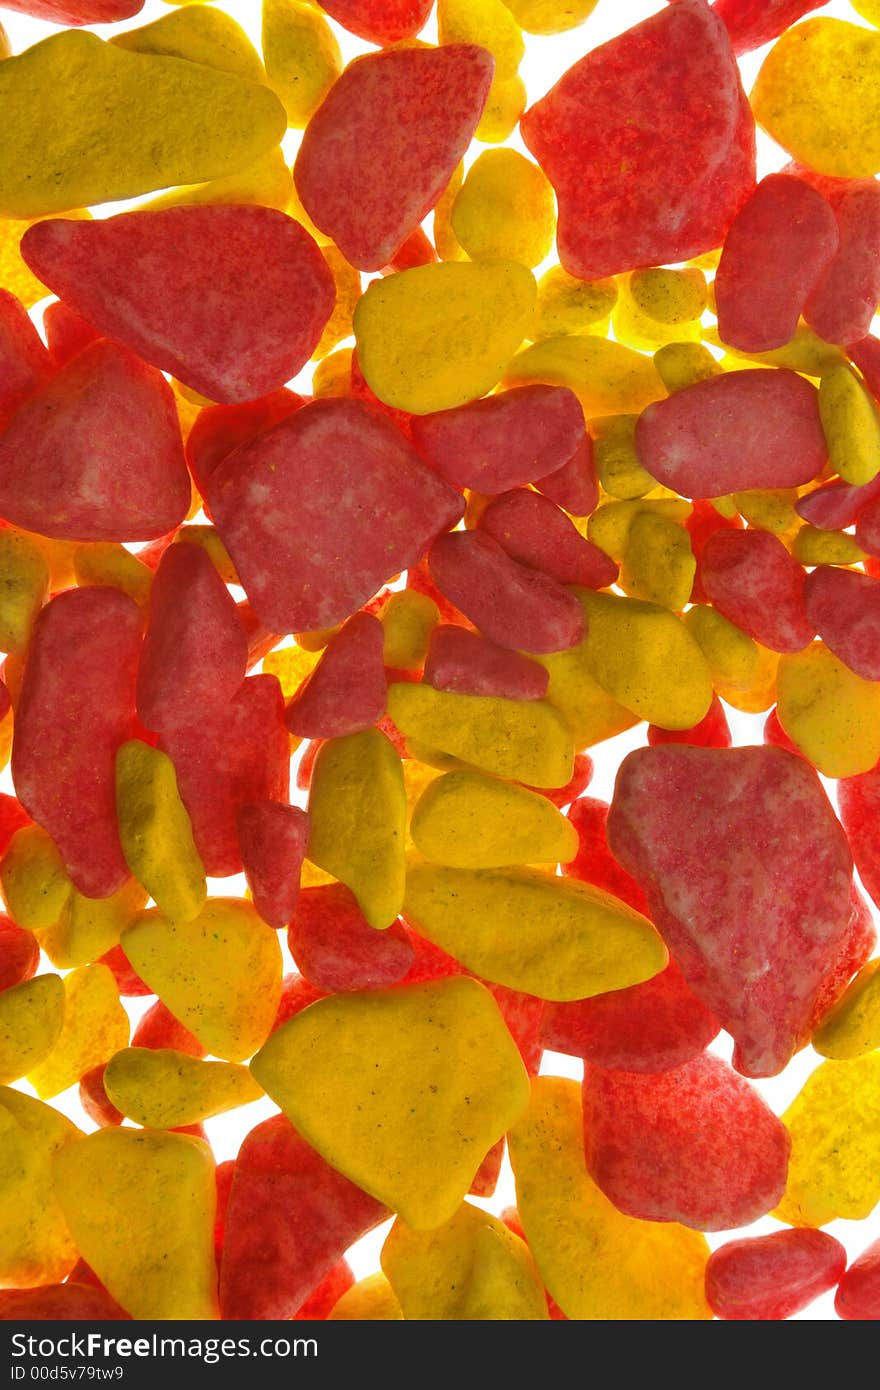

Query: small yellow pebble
left=0, top=824, right=71, bottom=931
left=73, top=543, right=153, bottom=609
left=313, top=244, right=361, bottom=361
left=0, top=1086, right=79, bottom=1288
left=116, top=740, right=206, bottom=924
left=614, top=268, right=707, bottom=351
left=103, top=1048, right=263, bottom=1129
left=433, top=163, right=467, bottom=262
left=618, top=511, right=696, bottom=612
left=587, top=497, right=692, bottom=563
left=330, top=1273, right=403, bottom=1321
left=683, top=604, right=760, bottom=692
left=593, top=415, right=656, bottom=500
left=37, top=877, right=147, bottom=971
left=262, top=642, right=320, bottom=700
left=262, top=0, right=341, bottom=128
left=654, top=341, right=723, bottom=393
left=734, top=489, right=800, bottom=538
left=501, top=0, right=599, bottom=34
left=791, top=524, right=866, bottom=566
left=718, top=641, right=780, bottom=714
left=439, top=0, right=524, bottom=79
left=504, top=334, right=666, bottom=416
left=819, top=360, right=880, bottom=486
left=312, top=347, right=353, bottom=398
left=452, top=149, right=555, bottom=268
left=410, top=769, right=577, bottom=868
left=532, top=265, right=618, bottom=340
left=110, top=4, right=264, bottom=83
left=379, top=590, right=439, bottom=671
left=537, top=642, right=639, bottom=750
left=27, top=963, right=129, bottom=1100
left=0, top=528, right=49, bottom=653
left=0, top=975, right=64, bottom=1084
left=475, top=74, right=527, bottom=144
left=813, top=959, right=880, bottom=1060
left=777, top=642, right=880, bottom=777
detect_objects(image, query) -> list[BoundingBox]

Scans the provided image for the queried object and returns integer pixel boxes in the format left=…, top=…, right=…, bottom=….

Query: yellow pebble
left=614, top=268, right=707, bottom=352
left=752, top=18, right=880, bottom=178
left=439, top=0, right=524, bottom=79
left=475, top=74, right=527, bottom=144
left=330, top=1273, right=403, bottom=1320
left=0, top=528, right=49, bottom=653
left=819, top=360, right=880, bottom=486
left=110, top=4, right=264, bottom=82
left=0, top=975, right=64, bottom=1084
left=0, top=23, right=9, bottom=60
left=121, top=899, right=282, bottom=1063
left=355, top=261, right=536, bottom=414
left=791, top=524, right=866, bottom=566
left=501, top=0, right=599, bottom=34
left=618, top=512, right=695, bottom=612
left=654, top=341, right=723, bottom=393
left=104, top=1047, right=263, bottom=1129
left=718, top=641, right=780, bottom=714
left=432, top=163, right=466, bottom=262
left=580, top=589, right=713, bottom=730
left=388, top=682, right=574, bottom=788
left=532, top=265, right=618, bottom=340
left=713, top=324, right=844, bottom=378
left=379, top=590, right=439, bottom=671
left=405, top=863, right=665, bottom=1001
left=683, top=604, right=760, bottom=692
left=0, top=825, right=71, bottom=931
left=537, top=643, right=639, bottom=750
left=38, top=877, right=147, bottom=971
left=312, top=347, right=353, bottom=398
left=262, top=642, right=320, bottom=700
left=586, top=497, right=692, bottom=564
left=504, top=334, right=666, bottom=417
left=0, top=32, right=286, bottom=217
left=0, top=1086, right=79, bottom=1288
left=813, top=959, right=880, bottom=1060
left=593, top=415, right=655, bottom=500
left=509, top=1077, right=711, bottom=1320
left=313, top=244, right=361, bottom=361
left=307, top=730, right=405, bottom=930
left=74, top=542, right=152, bottom=608
left=251, top=976, right=529, bottom=1230
left=733, top=488, right=800, bottom=537
left=410, top=769, right=577, bottom=868
left=28, top=963, right=129, bottom=1100
left=852, top=0, right=880, bottom=25
left=116, top=740, right=206, bottom=924
left=141, top=148, right=293, bottom=215
left=54, top=1127, right=218, bottom=1320
left=172, top=525, right=239, bottom=586
left=262, top=0, right=341, bottom=128
left=775, top=1053, right=880, bottom=1226
left=452, top=149, right=554, bottom=269
left=777, top=642, right=880, bottom=777
left=381, top=1201, right=548, bottom=1320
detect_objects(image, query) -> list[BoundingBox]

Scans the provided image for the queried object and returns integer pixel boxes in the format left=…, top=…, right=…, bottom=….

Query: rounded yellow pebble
left=586, top=497, right=692, bottom=563
left=813, top=959, right=880, bottom=1060
left=73, top=543, right=152, bottom=609
left=504, top=334, right=666, bottom=417
left=508, top=1078, right=711, bottom=1320
left=410, top=769, right=578, bottom=868
left=439, top=0, right=524, bottom=80
left=262, top=642, right=320, bottom=700
left=532, top=266, right=618, bottom=340
left=312, top=347, right=353, bottom=398
left=27, top=963, right=129, bottom=1101
left=718, top=641, right=780, bottom=714
left=452, top=149, right=555, bottom=269
left=683, top=604, right=760, bottom=693
left=0, top=975, right=64, bottom=1085
left=330, top=1273, right=403, bottom=1321
left=819, top=360, right=880, bottom=487
left=851, top=0, right=880, bottom=25
left=116, top=740, right=207, bottom=924
left=110, top=4, right=264, bottom=83
left=54, top=1127, right=218, bottom=1321
left=733, top=489, right=800, bottom=538
left=0, top=1087, right=79, bottom=1289
left=476, top=74, right=528, bottom=144
left=618, top=512, right=696, bottom=612
left=262, top=0, right=341, bottom=128
left=38, top=877, right=147, bottom=971
left=501, top=0, right=599, bottom=35
left=433, top=163, right=467, bottom=262
left=654, top=341, right=723, bottom=393
left=777, top=642, right=880, bottom=778
left=614, top=268, right=707, bottom=352
left=354, top=261, right=536, bottom=414
left=593, top=415, right=655, bottom=500
left=104, top=1047, right=263, bottom=1129
left=0, top=824, right=71, bottom=931
left=791, top=524, right=866, bottom=567
left=0, top=529, right=49, bottom=653
left=251, top=976, right=530, bottom=1231
left=387, top=682, right=574, bottom=789
left=142, top=148, right=293, bottom=215
left=307, top=730, right=406, bottom=930
left=378, top=590, right=439, bottom=671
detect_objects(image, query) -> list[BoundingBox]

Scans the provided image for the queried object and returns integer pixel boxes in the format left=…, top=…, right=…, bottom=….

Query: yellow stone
left=614, top=268, right=707, bottom=351
left=439, top=0, right=524, bottom=79
left=683, top=604, right=760, bottom=692
left=0, top=529, right=49, bottom=653
left=262, top=643, right=320, bottom=700
left=313, top=244, right=361, bottom=361
left=532, top=266, right=618, bottom=340
left=263, top=0, right=341, bottom=128
left=452, top=149, right=555, bottom=268
left=410, top=769, right=578, bottom=868
left=654, top=341, right=723, bottom=393
left=734, top=488, right=800, bottom=538
left=103, top=1047, right=263, bottom=1129
left=536, top=642, right=639, bottom=750
left=0, top=825, right=71, bottom=931
left=0, top=974, right=64, bottom=1084
left=813, top=959, right=880, bottom=1060
left=116, top=740, right=206, bottom=923
left=819, top=361, right=880, bottom=486
left=587, top=497, right=692, bottom=561
left=139, top=149, right=293, bottom=215
left=330, top=1273, right=403, bottom=1320
left=618, top=512, right=695, bottom=612
left=312, top=347, right=353, bottom=398
left=379, top=590, right=439, bottom=671
left=593, top=415, right=655, bottom=500
left=791, top=524, right=865, bottom=566
left=501, top=0, right=599, bottom=34
left=503, top=334, right=666, bottom=417
left=73, top=543, right=153, bottom=608
left=777, top=642, right=880, bottom=777
left=433, top=163, right=467, bottom=262
left=0, top=1086, right=79, bottom=1289
left=28, top=963, right=129, bottom=1100
left=37, top=877, right=147, bottom=970
left=475, top=74, right=527, bottom=144
left=110, top=4, right=264, bottom=82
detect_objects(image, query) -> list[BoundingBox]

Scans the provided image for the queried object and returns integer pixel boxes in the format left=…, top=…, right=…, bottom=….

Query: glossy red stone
left=706, top=1229, right=846, bottom=1320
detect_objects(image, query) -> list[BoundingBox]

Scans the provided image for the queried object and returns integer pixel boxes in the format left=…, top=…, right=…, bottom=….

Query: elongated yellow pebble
left=452, top=150, right=555, bottom=268
left=387, top=682, right=574, bottom=789
left=110, top=4, right=264, bottom=83
left=502, top=0, right=599, bottom=33
left=54, top=1128, right=218, bottom=1321
left=103, top=1048, right=263, bottom=1129
left=813, top=959, right=880, bottom=1060
left=410, top=769, right=578, bottom=868
left=262, top=0, right=341, bottom=128
left=0, top=32, right=286, bottom=218
left=28, top=964, right=128, bottom=1100
left=73, top=543, right=153, bottom=609
left=307, top=730, right=405, bottom=930
left=774, top=1054, right=880, bottom=1227
left=0, top=1086, right=79, bottom=1288
left=791, top=523, right=865, bottom=566
left=251, top=977, right=529, bottom=1230
left=503, top=334, right=666, bottom=416
left=593, top=415, right=655, bottom=500
left=354, top=261, right=536, bottom=414
left=116, top=740, right=206, bottom=924
left=0, top=529, right=49, bottom=653
left=537, top=642, right=639, bottom=750
left=381, top=1201, right=548, bottom=1321
left=777, top=642, right=880, bottom=777
left=713, top=324, right=843, bottom=378
left=618, top=512, right=696, bottom=612
left=683, top=604, right=760, bottom=692
left=475, top=74, right=527, bottom=145
left=330, top=1274, right=404, bottom=1321
left=142, top=148, right=293, bottom=214
left=532, top=265, right=618, bottom=340
left=818, top=361, right=880, bottom=486
left=0, top=974, right=64, bottom=1084
left=379, top=591, right=439, bottom=672
left=0, top=825, right=71, bottom=931
left=121, top=899, right=282, bottom=1063
left=508, top=1077, right=711, bottom=1320
left=404, top=863, right=666, bottom=1000
left=37, top=878, right=147, bottom=971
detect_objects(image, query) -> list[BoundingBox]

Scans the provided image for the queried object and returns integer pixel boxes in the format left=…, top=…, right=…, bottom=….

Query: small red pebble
left=803, top=567, right=880, bottom=681
left=237, top=801, right=309, bottom=929
left=137, top=543, right=247, bottom=733
left=469, top=1139, right=504, bottom=1200
left=98, top=944, right=152, bottom=997
left=706, top=1229, right=846, bottom=1320
left=805, top=180, right=880, bottom=346
left=491, top=984, right=545, bottom=1077
left=685, top=501, right=744, bottom=604
left=293, top=1260, right=355, bottom=1321
left=428, top=530, right=585, bottom=655
left=382, top=226, right=437, bottom=275
left=288, top=884, right=414, bottom=992
left=838, top=766, right=880, bottom=913
left=0, top=913, right=39, bottom=994
left=21, top=208, right=335, bottom=405
left=478, top=489, right=618, bottom=590
left=563, top=796, right=649, bottom=914
left=185, top=390, right=304, bottom=499
left=582, top=1053, right=791, bottom=1230
left=12, top=587, right=141, bottom=898
left=0, top=1284, right=130, bottom=1321
left=763, top=705, right=803, bottom=759
left=796, top=474, right=880, bottom=532
left=807, top=883, right=876, bottom=1034
left=534, top=437, right=599, bottom=518
left=0, top=340, right=189, bottom=542
left=648, top=695, right=732, bottom=749
left=410, top=386, right=587, bottom=494
left=41, top=300, right=101, bottom=369
left=711, top=0, right=828, bottom=55
left=285, top=613, right=386, bottom=740
left=131, top=1000, right=206, bottom=1058
left=218, top=1115, right=387, bottom=1320
left=78, top=1065, right=123, bottom=1128
left=700, top=528, right=813, bottom=654
left=0, top=289, right=51, bottom=425
left=836, top=1239, right=880, bottom=1320
left=317, top=0, right=432, bottom=45
left=423, top=624, right=549, bottom=701
left=207, top=398, right=463, bottom=634
left=636, top=369, right=826, bottom=499
left=294, top=45, right=493, bottom=271
left=271, top=972, right=325, bottom=1034
left=715, top=174, right=838, bottom=352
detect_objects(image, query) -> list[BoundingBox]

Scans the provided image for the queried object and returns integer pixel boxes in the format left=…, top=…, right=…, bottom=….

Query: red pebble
left=317, top=0, right=432, bottom=45
left=382, top=226, right=437, bottom=274
left=796, top=473, right=880, bottom=531
left=803, top=567, right=880, bottom=680
left=855, top=490, right=880, bottom=558
left=521, top=0, right=755, bottom=278
left=219, top=1114, right=387, bottom=1320
left=715, top=174, right=838, bottom=352
left=848, top=335, right=880, bottom=402
left=711, top=0, right=827, bottom=55
left=424, top=624, right=549, bottom=701
left=12, top=587, right=141, bottom=897
left=213, top=1158, right=235, bottom=1262
left=207, top=398, right=463, bottom=633
left=406, top=558, right=462, bottom=625
left=78, top=1065, right=123, bottom=1128
left=288, top=884, right=414, bottom=992
left=563, top=796, right=649, bottom=914
left=582, top=1054, right=791, bottom=1230
left=648, top=696, right=732, bottom=749
left=836, top=1239, right=880, bottom=1320
left=0, top=913, right=39, bottom=994
left=21, top=208, right=334, bottom=406
left=0, top=289, right=51, bottom=425
left=533, top=437, right=599, bottom=518
left=410, top=386, right=586, bottom=494
left=543, top=961, right=718, bottom=1074
left=469, top=1139, right=504, bottom=1199
left=0, top=2, right=142, bottom=20
left=158, top=674, right=290, bottom=877
left=428, top=530, right=584, bottom=655
left=763, top=705, right=803, bottom=758
left=41, top=301, right=101, bottom=369
left=706, top=1229, right=846, bottom=1320
left=686, top=501, right=745, bottom=605
left=137, top=542, right=247, bottom=733
left=636, top=369, right=826, bottom=499
left=838, top=766, right=880, bottom=913
left=285, top=613, right=386, bottom=740
left=98, top=944, right=151, bottom=997
left=700, top=528, right=813, bottom=654
left=491, top=984, right=544, bottom=1076
left=805, top=180, right=880, bottom=345
left=808, top=882, right=876, bottom=1034
left=478, top=489, right=618, bottom=590
left=527, top=752, right=593, bottom=809
left=131, top=1000, right=206, bottom=1058
left=237, top=801, right=308, bottom=929
left=0, top=1284, right=130, bottom=1320
left=271, top=972, right=325, bottom=1033
left=607, top=744, right=854, bottom=1077
left=294, top=45, right=492, bottom=271
left=293, top=1260, right=354, bottom=1320
left=185, top=390, right=304, bottom=498
left=0, top=340, right=189, bottom=542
